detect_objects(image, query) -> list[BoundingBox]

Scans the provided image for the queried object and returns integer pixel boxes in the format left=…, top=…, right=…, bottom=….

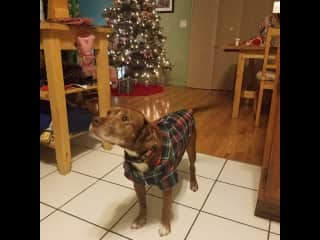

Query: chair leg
left=255, top=83, right=264, bottom=127
left=253, top=95, right=257, bottom=115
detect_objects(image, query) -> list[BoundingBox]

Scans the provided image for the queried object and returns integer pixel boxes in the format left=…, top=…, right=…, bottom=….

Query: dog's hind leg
left=186, top=128, right=199, bottom=192
left=131, top=182, right=147, bottom=229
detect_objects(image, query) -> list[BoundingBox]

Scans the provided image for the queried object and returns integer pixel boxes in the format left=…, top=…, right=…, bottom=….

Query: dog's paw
left=159, top=223, right=171, bottom=237
left=131, top=216, right=147, bottom=229
left=190, top=181, right=198, bottom=192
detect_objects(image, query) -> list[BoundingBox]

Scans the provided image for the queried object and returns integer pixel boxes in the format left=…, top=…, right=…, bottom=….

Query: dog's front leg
left=131, top=182, right=147, bottom=229
left=159, top=188, right=172, bottom=236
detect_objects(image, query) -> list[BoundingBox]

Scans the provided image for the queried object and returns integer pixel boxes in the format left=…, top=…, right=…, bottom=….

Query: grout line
left=72, top=167, right=152, bottom=192
left=267, top=220, right=271, bottom=240
left=94, top=147, right=124, bottom=157
left=40, top=169, right=58, bottom=180
left=41, top=178, right=268, bottom=238
left=177, top=169, right=216, bottom=181
left=100, top=184, right=152, bottom=239
left=40, top=202, right=59, bottom=222
left=269, top=220, right=280, bottom=236
left=40, top=146, right=94, bottom=180
left=199, top=159, right=228, bottom=207
left=107, top=230, right=134, bottom=240
left=40, top=150, right=265, bottom=239
left=56, top=178, right=101, bottom=210
left=64, top=145, right=258, bottom=193
left=99, top=162, right=126, bottom=179
left=146, top=192, right=200, bottom=211
left=55, top=163, right=125, bottom=210
left=101, top=178, right=152, bottom=192
left=103, top=184, right=153, bottom=238
left=41, top=162, right=139, bottom=238
left=216, top=180, right=258, bottom=191
left=184, top=159, right=228, bottom=240
left=71, top=147, right=96, bottom=163
left=42, top=201, right=136, bottom=239
left=40, top=209, right=58, bottom=222
left=71, top=163, right=259, bottom=194
left=102, top=201, right=139, bottom=239
left=177, top=168, right=259, bottom=192
left=40, top=201, right=58, bottom=209
left=41, top=196, right=137, bottom=239
left=201, top=210, right=269, bottom=233
left=270, top=232, right=280, bottom=236
left=71, top=170, right=103, bottom=180
left=100, top=231, right=134, bottom=240
left=72, top=161, right=123, bottom=180
left=57, top=208, right=109, bottom=231
left=100, top=178, right=135, bottom=191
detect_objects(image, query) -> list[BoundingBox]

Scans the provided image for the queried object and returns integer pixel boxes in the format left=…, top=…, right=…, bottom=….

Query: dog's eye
left=107, top=110, right=111, bottom=116
left=122, top=116, right=128, bottom=122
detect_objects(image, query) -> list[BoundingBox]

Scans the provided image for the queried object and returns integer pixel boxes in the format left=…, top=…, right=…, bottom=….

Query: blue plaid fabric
left=123, top=109, right=195, bottom=190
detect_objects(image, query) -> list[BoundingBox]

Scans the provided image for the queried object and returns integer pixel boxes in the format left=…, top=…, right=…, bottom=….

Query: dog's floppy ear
left=134, top=118, right=151, bottom=145
left=135, top=118, right=160, bottom=152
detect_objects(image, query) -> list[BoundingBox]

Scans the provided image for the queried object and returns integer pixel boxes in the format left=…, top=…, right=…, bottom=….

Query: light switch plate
left=179, top=19, right=187, bottom=28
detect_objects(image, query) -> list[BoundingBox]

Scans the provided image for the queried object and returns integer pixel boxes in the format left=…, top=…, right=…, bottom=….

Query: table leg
left=96, top=35, right=111, bottom=117
left=96, top=35, right=112, bottom=150
left=232, top=53, right=245, bottom=118
left=43, top=31, right=71, bottom=175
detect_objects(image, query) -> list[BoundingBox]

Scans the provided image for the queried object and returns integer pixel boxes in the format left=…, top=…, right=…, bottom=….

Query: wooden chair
left=253, top=27, right=280, bottom=127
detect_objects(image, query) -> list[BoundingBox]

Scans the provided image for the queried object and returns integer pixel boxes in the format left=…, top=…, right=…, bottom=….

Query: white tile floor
left=40, top=139, right=280, bottom=240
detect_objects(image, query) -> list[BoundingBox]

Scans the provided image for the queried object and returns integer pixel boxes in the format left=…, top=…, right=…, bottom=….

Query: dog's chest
left=131, top=162, right=149, bottom=172
left=124, top=149, right=149, bottom=172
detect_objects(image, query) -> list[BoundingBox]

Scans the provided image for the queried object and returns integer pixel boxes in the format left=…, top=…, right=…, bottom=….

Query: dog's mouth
left=89, top=125, right=125, bottom=147
left=89, top=130, right=104, bottom=142
left=88, top=124, right=112, bottom=145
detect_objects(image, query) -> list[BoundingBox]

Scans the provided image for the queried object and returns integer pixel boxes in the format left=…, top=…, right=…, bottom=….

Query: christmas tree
left=103, top=0, right=172, bottom=85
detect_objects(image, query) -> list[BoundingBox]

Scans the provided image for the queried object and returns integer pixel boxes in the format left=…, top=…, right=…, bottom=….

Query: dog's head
left=92, top=106, right=160, bottom=146
left=90, top=107, right=146, bottom=146
left=90, top=107, right=161, bottom=167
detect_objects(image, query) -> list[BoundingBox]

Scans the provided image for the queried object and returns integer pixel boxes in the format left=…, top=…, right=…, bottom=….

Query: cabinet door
left=265, top=100, right=280, bottom=202
left=255, top=48, right=280, bottom=221
left=255, top=88, right=280, bottom=221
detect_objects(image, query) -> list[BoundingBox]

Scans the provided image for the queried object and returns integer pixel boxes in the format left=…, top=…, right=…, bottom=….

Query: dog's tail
left=187, top=104, right=213, bottom=115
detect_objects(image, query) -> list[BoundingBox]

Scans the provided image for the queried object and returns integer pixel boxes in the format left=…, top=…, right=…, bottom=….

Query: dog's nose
left=92, top=116, right=102, bottom=127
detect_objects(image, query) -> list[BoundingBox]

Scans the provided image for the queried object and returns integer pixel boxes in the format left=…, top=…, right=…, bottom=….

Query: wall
left=239, top=0, right=274, bottom=41
left=79, top=0, right=112, bottom=25
left=159, top=0, right=193, bottom=86
left=187, top=0, right=220, bottom=89
left=211, top=0, right=244, bottom=90
left=79, top=0, right=192, bottom=86
left=79, top=0, right=273, bottom=89
left=211, top=0, right=274, bottom=90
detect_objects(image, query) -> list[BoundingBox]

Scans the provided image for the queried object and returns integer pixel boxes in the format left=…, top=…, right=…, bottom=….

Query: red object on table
left=244, top=36, right=263, bottom=46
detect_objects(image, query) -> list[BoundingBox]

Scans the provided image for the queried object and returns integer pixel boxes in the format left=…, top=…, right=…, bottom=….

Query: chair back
left=262, top=28, right=280, bottom=73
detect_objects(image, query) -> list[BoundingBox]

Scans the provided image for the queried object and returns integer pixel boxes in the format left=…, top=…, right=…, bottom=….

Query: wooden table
left=40, top=22, right=111, bottom=174
left=220, top=44, right=266, bottom=118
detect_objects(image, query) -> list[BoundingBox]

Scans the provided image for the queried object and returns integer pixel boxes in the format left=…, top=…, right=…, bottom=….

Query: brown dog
left=89, top=107, right=198, bottom=236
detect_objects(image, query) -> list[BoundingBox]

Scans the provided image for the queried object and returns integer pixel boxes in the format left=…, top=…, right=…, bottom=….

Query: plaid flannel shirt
left=123, top=109, right=195, bottom=190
